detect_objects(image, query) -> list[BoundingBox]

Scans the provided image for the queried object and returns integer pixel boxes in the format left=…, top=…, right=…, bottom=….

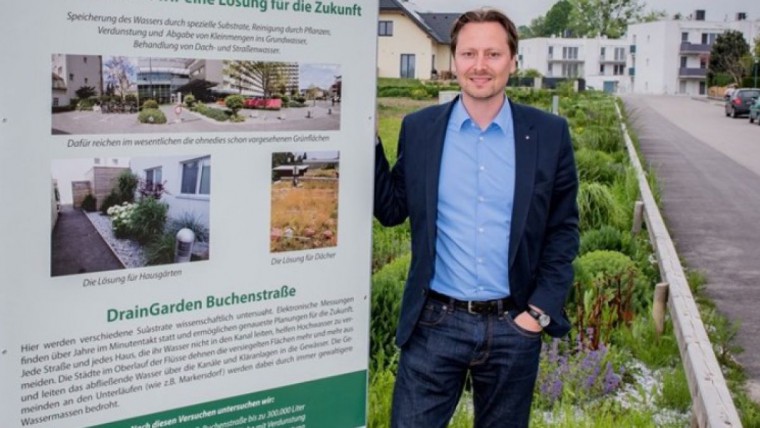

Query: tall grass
left=270, top=178, right=338, bottom=252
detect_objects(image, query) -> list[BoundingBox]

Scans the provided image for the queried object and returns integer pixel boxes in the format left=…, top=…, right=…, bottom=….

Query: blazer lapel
left=509, top=102, right=537, bottom=268
left=424, top=100, right=457, bottom=257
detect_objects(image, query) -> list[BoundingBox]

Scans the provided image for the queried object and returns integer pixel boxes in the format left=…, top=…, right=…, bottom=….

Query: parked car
left=725, top=88, right=760, bottom=118
left=749, top=96, right=760, bottom=125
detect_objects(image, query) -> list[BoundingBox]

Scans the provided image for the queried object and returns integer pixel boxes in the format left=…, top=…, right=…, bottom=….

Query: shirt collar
left=450, top=96, right=513, bottom=134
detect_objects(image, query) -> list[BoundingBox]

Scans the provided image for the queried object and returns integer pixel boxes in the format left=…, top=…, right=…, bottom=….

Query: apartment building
left=51, top=54, right=103, bottom=107
left=628, top=12, right=759, bottom=96
left=519, top=37, right=630, bottom=93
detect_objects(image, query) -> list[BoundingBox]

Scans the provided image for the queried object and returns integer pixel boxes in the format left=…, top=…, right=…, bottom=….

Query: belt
left=427, top=290, right=515, bottom=315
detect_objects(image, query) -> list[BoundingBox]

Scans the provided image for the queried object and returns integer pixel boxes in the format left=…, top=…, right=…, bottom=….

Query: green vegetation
left=370, top=83, right=760, bottom=426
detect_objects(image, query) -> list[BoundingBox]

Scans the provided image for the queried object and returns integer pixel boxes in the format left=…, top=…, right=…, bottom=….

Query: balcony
left=547, top=56, right=584, bottom=63
left=680, top=42, right=711, bottom=55
left=678, top=67, right=707, bottom=78
left=599, top=55, right=626, bottom=64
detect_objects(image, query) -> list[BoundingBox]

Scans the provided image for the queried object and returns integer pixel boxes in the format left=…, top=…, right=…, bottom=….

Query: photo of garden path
left=51, top=205, right=124, bottom=276
left=368, top=81, right=760, bottom=427
left=270, top=151, right=339, bottom=253
left=51, top=156, right=210, bottom=277
left=51, top=55, right=341, bottom=135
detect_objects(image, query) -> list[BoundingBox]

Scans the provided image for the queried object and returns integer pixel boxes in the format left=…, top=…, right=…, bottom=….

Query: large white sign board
left=0, top=1, right=376, bottom=426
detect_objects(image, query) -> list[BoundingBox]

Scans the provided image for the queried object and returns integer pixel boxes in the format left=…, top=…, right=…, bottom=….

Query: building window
left=181, top=157, right=211, bottom=195
left=562, top=46, right=578, bottom=60
left=548, top=63, right=553, bottom=76
left=378, top=21, right=393, bottom=36
left=614, top=47, right=625, bottom=61
left=548, top=46, right=553, bottom=59
left=84, top=77, right=89, bottom=84
left=94, top=158, right=101, bottom=165
left=145, top=167, right=163, bottom=193
left=600, top=64, right=605, bottom=74
left=561, top=63, right=580, bottom=77
left=600, top=47, right=606, bottom=59
left=83, top=57, right=88, bottom=63
left=53, top=98, right=59, bottom=107
left=69, top=73, right=74, bottom=81
left=613, top=64, right=625, bottom=75
left=400, top=54, right=415, bottom=79
left=699, top=81, right=706, bottom=95
left=681, top=32, right=688, bottom=42
left=701, top=33, right=708, bottom=44
left=680, top=56, right=687, bottom=67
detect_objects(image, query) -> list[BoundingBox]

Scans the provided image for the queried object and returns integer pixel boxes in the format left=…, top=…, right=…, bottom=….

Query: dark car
left=725, top=88, right=760, bottom=118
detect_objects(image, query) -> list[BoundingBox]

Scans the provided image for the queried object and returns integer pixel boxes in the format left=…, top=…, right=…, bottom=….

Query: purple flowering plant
left=535, top=333, right=625, bottom=409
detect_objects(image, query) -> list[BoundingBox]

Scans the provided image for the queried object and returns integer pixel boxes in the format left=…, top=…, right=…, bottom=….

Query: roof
left=417, top=13, right=460, bottom=44
left=378, top=0, right=459, bottom=45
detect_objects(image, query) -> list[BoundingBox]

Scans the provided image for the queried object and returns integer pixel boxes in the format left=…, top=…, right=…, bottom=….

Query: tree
left=568, top=0, right=661, bottom=38
left=225, top=94, right=244, bottom=117
left=543, top=0, right=573, bottom=37
left=102, top=56, right=135, bottom=101
left=708, top=30, right=750, bottom=86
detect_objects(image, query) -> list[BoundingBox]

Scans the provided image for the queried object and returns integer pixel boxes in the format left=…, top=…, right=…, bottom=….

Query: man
left=374, top=8, right=579, bottom=428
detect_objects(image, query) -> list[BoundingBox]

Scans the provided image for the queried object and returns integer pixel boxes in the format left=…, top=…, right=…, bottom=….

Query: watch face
left=538, top=314, right=550, bottom=327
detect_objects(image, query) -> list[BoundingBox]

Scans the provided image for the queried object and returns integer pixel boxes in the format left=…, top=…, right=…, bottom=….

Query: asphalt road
left=622, top=95, right=760, bottom=401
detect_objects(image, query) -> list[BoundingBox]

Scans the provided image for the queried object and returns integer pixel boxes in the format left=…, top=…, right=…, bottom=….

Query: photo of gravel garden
left=367, top=79, right=760, bottom=427
left=270, top=151, right=339, bottom=253
left=51, top=155, right=210, bottom=276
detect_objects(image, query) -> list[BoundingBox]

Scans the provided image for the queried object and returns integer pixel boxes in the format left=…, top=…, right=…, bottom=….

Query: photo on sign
left=51, top=54, right=341, bottom=135
left=270, top=151, right=339, bottom=253
left=51, top=155, right=211, bottom=277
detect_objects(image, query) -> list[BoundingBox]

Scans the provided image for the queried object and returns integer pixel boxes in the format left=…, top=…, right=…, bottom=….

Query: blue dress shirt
left=430, top=97, right=516, bottom=301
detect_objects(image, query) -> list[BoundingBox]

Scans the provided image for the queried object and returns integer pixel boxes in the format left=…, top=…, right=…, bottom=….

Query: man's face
left=453, top=22, right=516, bottom=105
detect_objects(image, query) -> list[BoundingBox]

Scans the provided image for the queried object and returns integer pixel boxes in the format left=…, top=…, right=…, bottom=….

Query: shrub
left=225, top=94, right=245, bottom=117
left=193, top=104, right=229, bottom=122
left=117, top=171, right=139, bottom=203
left=100, top=190, right=122, bottom=214
left=280, top=95, right=290, bottom=104
left=409, top=88, right=429, bottom=100
left=183, top=94, right=196, bottom=107
left=138, top=108, right=167, bottom=124
left=81, top=194, right=97, bottom=212
left=579, top=225, right=625, bottom=255
left=124, top=94, right=137, bottom=104
left=77, top=98, right=96, bottom=111
left=130, top=197, right=168, bottom=244
left=142, top=99, right=159, bottom=110
left=370, top=253, right=410, bottom=373
left=575, top=250, right=636, bottom=285
left=75, top=86, right=97, bottom=99
left=107, top=202, right=137, bottom=239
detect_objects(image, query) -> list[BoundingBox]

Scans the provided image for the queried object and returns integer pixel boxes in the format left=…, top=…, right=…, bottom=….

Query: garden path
left=50, top=205, right=123, bottom=276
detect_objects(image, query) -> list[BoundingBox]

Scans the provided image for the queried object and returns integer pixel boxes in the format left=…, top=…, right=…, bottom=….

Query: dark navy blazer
left=374, top=96, right=579, bottom=347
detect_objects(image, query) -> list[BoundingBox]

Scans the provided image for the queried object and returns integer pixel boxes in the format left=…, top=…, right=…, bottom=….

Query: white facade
left=519, top=37, right=631, bottom=93
left=628, top=18, right=760, bottom=96
left=129, top=155, right=211, bottom=230
left=51, top=54, right=103, bottom=107
left=377, top=11, right=437, bottom=79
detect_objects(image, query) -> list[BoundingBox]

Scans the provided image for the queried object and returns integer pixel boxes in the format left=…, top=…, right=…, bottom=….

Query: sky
left=405, top=0, right=760, bottom=27
left=299, top=64, right=340, bottom=91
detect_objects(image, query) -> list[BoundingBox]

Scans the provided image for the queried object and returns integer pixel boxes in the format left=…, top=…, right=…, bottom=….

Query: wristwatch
left=527, top=308, right=550, bottom=328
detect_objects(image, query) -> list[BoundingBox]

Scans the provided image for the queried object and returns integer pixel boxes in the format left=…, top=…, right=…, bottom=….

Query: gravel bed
left=84, top=211, right=147, bottom=268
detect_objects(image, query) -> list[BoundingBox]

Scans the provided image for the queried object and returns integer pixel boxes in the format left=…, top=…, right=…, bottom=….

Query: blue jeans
left=391, top=298, right=542, bottom=428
